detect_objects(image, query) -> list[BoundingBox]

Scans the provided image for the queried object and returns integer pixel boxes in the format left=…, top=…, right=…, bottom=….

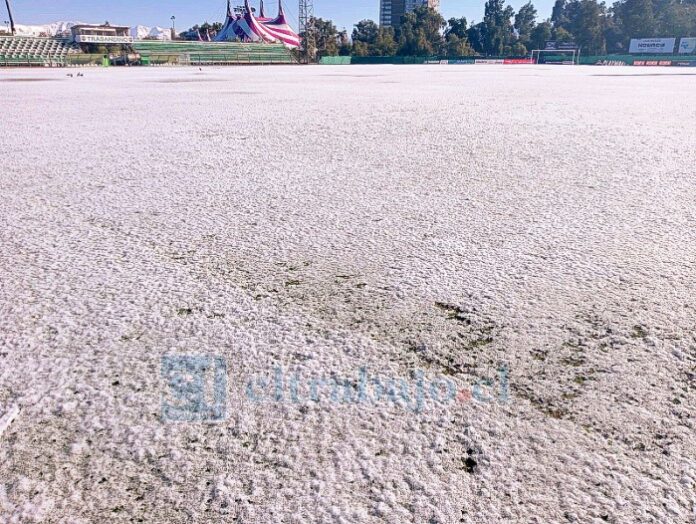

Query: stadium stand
left=0, top=36, right=81, bottom=66
left=0, top=37, right=294, bottom=67
left=132, top=41, right=296, bottom=65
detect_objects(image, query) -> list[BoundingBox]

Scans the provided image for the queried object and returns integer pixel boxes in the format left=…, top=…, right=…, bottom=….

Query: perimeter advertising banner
left=629, top=38, right=676, bottom=54
left=503, top=58, right=535, bottom=64
left=678, top=38, right=696, bottom=54
left=633, top=60, right=673, bottom=66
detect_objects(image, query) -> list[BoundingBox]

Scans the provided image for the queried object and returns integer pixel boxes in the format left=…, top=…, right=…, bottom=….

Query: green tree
left=603, top=16, right=624, bottom=53
left=351, top=19, right=396, bottom=56
left=566, top=0, right=608, bottom=54
left=446, top=17, right=469, bottom=39
left=512, top=41, right=529, bottom=55
left=551, top=0, right=610, bottom=54
left=373, top=26, right=398, bottom=55
left=397, top=6, right=446, bottom=56
left=482, top=0, right=516, bottom=55
left=337, top=29, right=351, bottom=56
left=554, top=26, right=575, bottom=41
left=515, top=2, right=538, bottom=46
left=551, top=0, right=570, bottom=27
left=184, top=22, right=223, bottom=34
left=341, top=0, right=695, bottom=60
left=311, top=17, right=341, bottom=58
left=530, top=20, right=553, bottom=49
left=612, top=0, right=657, bottom=44
left=352, top=40, right=370, bottom=56
left=445, top=34, right=475, bottom=56
left=467, top=22, right=487, bottom=54
left=444, top=17, right=474, bottom=56
left=352, top=19, right=379, bottom=48
left=656, top=3, right=696, bottom=38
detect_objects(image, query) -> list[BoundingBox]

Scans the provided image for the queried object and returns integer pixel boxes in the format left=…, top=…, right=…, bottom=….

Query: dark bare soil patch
left=154, top=78, right=229, bottom=84
left=0, top=78, right=58, bottom=82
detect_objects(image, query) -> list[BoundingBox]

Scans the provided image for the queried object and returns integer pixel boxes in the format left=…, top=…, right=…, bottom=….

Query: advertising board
left=629, top=38, right=676, bottom=54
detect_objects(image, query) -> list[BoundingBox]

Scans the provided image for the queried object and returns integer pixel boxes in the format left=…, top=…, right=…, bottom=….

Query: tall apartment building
left=379, top=0, right=439, bottom=28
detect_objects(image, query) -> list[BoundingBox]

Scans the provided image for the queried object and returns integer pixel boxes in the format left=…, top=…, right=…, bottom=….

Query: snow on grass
left=0, top=64, right=695, bottom=522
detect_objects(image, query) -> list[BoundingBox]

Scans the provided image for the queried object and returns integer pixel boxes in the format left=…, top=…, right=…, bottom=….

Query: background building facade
left=379, top=0, right=439, bottom=28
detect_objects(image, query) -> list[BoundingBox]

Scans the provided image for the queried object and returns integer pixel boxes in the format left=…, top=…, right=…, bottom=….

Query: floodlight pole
left=299, top=0, right=315, bottom=63
left=4, top=0, right=16, bottom=35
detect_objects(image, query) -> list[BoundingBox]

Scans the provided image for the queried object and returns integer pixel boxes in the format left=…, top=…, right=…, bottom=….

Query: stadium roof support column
left=4, top=0, right=16, bottom=35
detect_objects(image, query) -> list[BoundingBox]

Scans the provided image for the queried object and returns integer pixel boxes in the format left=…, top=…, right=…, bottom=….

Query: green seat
left=132, top=40, right=295, bottom=65
left=0, top=36, right=80, bottom=67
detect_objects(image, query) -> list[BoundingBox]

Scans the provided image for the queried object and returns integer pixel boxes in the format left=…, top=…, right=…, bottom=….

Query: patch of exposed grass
left=631, top=325, right=649, bottom=340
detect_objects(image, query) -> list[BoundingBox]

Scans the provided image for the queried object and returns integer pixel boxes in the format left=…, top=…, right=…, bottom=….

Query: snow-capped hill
left=130, top=25, right=171, bottom=40
left=146, top=26, right=171, bottom=40
left=130, top=25, right=152, bottom=40
left=14, top=21, right=82, bottom=37
left=10, top=21, right=171, bottom=40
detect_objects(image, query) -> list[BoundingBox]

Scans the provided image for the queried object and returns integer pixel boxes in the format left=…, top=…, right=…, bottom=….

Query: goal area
left=531, top=49, right=579, bottom=65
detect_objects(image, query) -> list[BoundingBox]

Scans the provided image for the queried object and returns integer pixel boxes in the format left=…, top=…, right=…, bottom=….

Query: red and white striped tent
left=214, top=0, right=300, bottom=49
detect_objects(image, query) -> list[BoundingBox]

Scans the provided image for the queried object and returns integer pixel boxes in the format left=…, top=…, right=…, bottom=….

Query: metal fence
left=320, top=54, right=696, bottom=66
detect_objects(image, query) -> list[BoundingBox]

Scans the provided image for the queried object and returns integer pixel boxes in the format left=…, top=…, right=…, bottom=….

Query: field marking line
left=0, top=405, right=20, bottom=439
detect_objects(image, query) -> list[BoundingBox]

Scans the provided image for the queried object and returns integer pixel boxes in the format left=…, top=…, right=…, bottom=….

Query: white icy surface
left=1, top=65, right=695, bottom=523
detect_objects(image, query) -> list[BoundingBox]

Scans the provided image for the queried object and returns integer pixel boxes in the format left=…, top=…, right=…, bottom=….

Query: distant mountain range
left=129, top=25, right=171, bottom=40
left=12, top=21, right=80, bottom=36
left=11, top=21, right=171, bottom=40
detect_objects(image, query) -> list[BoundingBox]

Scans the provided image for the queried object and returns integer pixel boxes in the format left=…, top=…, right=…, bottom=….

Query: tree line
left=309, top=0, right=696, bottom=58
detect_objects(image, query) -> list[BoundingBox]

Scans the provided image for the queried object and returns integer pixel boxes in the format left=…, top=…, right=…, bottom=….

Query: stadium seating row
left=0, top=36, right=81, bottom=66
left=0, top=36, right=79, bottom=57
left=0, top=37, right=295, bottom=66
left=132, top=41, right=296, bottom=65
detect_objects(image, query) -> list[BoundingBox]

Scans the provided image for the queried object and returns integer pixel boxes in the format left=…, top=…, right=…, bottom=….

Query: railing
left=64, top=54, right=107, bottom=66
left=0, top=53, right=107, bottom=67
left=186, top=52, right=295, bottom=65
left=139, top=50, right=296, bottom=66
left=319, top=54, right=696, bottom=66
left=0, top=54, right=66, bottom=67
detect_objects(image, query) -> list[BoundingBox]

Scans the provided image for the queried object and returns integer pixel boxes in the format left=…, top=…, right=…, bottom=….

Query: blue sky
left=7, top=0, right=555, bottom=33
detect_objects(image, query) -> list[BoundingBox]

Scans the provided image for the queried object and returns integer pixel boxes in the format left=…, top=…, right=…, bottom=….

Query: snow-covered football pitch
left=1, top=64, right=695, bottom=523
